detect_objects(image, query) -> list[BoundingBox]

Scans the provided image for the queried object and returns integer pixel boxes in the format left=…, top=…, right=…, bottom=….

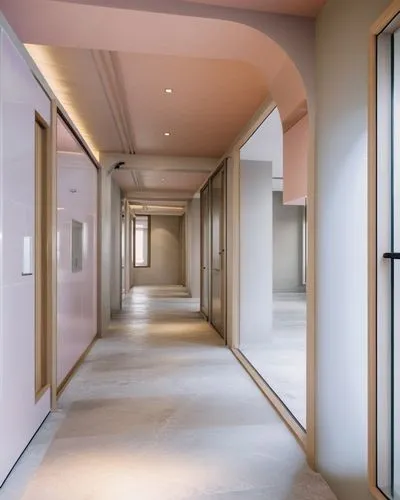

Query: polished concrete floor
left=0, top=286, right=335, bottom=500
left=241, top=293, right=306, bottom=428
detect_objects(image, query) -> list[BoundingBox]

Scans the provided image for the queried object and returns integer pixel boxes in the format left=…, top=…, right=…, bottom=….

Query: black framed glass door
left=377, top=18, right=400, bottom=500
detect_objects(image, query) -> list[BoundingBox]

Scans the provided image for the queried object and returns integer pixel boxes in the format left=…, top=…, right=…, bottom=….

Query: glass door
left=210, top=164, right=226, bottom=339
left=201, top=184, right=210, bottom=318
left=377, top=19, right=400, bottom=500
left=393, top=27, right=400, bottom=497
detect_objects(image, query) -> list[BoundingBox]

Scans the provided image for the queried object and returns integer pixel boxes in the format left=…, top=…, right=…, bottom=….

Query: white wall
left=315, top=0, right=391, bottom=499
left=239, top=160, right=273, bottom=345
left=0, top=28, right=51, bottom=485
left=110, top=179, right=121, bottom=312
left=57, top=152, right=97, bottom=386
left=186, top=198, right=201, bottom=300
left=133, top=215, right=183, bottom=286
left=240, top=108, right=283, bottom=178
left=273, top=192, right=304, bottom=292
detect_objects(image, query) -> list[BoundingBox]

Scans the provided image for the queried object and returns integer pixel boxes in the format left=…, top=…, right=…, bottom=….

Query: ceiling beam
left=91, top=50, right=135, bottom=154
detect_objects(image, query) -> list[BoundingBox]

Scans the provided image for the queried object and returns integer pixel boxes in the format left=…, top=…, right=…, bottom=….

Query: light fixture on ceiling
left=107, top=161, right=126, bottom=176
left=164, top=132, right=171, bottom=137
left=164, top=88, right=173, bottom=94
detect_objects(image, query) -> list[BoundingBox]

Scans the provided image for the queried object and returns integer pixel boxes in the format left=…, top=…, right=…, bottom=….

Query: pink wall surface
left=283, top=114, right=309, bottom=205
left=56, top=149, right=97, bottom=385
left=0, top=28, right=51, bottom=485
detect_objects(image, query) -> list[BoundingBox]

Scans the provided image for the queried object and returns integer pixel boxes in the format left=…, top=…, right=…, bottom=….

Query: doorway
left=201, top=161, right=227, bottom=341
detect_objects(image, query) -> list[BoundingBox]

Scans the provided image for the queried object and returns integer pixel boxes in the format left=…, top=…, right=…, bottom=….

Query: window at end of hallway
left=134, top=215, right=150, bottom=268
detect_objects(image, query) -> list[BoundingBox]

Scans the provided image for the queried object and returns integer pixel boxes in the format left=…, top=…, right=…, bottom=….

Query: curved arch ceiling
left=181, top=0, right=325, bottom=17
left=1, top=0, right=308, bottom=157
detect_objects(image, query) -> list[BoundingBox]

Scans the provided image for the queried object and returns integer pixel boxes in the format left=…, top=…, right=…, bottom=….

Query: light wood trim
left=368, top=3, right=400, bottom=499
left=57, top=335, right=98, bottom=398
left=34, top=114, right=46, bottom=398
left=232, top=348, right=306, bottom=448
left=34, top=111, right=53, bottom=402
left=371, top=0, right=400, bottom=34
left=49, top=101, right=58, bottom=409
left=306, top=113, right=316, bottom=469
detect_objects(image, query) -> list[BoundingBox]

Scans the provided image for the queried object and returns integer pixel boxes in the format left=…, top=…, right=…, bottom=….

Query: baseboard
left=231, top=348, right=306, bottom=450
left=56, top=335, right=98, bottom=398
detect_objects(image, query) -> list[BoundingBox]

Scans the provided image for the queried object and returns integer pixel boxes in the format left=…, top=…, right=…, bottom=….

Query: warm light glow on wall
left=25, top=44, right=100, bottom=161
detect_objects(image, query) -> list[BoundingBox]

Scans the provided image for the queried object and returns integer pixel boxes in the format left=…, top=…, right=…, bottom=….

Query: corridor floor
left=1, top=286, right=336, bottom=500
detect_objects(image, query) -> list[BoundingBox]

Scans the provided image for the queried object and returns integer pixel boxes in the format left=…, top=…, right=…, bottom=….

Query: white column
left=239, top=160, right=273, bottom=346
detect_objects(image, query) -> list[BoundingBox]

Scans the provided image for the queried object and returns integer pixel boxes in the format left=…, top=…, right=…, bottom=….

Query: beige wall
left=133, top=215, right=183, bottom=286
left=186, top=198, right=201, bottom=299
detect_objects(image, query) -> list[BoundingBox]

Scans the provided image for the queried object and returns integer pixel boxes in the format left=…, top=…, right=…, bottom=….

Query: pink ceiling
left=139, top=171, right=209, bottom=191
left=117, top=52, right=269, bottom=157
left=181, top=0, right=326, bottom=17
left=0, top=0, right=310, bottom=196
left=0, top=0, right=306, bottom=121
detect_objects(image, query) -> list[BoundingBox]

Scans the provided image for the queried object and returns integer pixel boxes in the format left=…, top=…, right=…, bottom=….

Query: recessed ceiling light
left=164, top=88, right=173, bottom=94
left=164, top=132, right=171, bottom=137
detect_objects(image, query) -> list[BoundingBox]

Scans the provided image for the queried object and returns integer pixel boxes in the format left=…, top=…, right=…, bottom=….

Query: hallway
left=1, top=287, right=335, bottom=500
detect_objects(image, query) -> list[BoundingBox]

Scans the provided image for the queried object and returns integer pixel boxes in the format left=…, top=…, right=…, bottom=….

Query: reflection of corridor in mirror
left=241, top=293, right=306, bottom=428
left=3, top=286, right=334, bottom=500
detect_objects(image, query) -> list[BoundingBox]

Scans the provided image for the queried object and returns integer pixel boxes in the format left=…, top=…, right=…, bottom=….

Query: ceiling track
left=130, top=170, right=141, bottom=188
left=91, top=50, right=136, bottom=154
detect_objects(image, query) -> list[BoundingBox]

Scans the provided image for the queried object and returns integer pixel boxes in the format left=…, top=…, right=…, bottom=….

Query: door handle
left=383, top=253, right=400, bottom=259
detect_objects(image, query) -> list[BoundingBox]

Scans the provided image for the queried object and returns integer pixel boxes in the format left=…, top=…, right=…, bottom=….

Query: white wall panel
left=0, top=29, right=51, bottom=486
left=57, top=152, right=97, bottom=385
